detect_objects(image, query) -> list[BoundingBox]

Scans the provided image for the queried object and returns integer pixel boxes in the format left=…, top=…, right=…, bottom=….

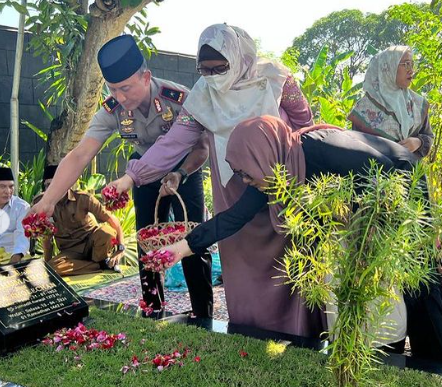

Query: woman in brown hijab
left=164, top=115, right=417, bottom=337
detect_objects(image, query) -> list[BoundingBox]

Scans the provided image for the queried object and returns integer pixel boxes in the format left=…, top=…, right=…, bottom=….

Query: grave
left=0, top=259, right=88, bottom=354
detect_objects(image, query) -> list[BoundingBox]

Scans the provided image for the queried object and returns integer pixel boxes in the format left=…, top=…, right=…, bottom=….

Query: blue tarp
left=164, top=252, right=222, bottom=291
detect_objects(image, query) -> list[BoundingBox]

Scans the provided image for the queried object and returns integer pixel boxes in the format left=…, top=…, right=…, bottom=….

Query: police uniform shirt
left=85, top=77, right=188, bottom=155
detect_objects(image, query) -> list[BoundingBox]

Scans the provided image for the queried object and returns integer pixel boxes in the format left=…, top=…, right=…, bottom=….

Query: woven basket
left=137, top=188, right=199, bottom=254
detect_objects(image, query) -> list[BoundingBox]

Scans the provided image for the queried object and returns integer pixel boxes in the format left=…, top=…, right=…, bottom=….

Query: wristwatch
left=176, top=168, right=189, bottom=184
left=117, top=244, right=125, bottom=252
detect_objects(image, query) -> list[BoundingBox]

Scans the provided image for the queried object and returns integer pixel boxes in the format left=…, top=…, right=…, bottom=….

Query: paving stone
left=0, top=75, right=12, bottom=103
left=0, top=103, right=10, bottom=127
left=178, top=55, right=197, bottom=74
left=0, top=28, right=21, bottom=51
left=18, top=127, right=37, bottom=152
left=148, top=52, right=178, bottom=71
left=19, top=104, right=52, bottom=132
left=163, top=70, right=194, bottom=89
left=0, top=50, right=8, bottom=76
left=150, top=67, right=164, bottom=79
left=7, top=50, right=47, bottom=78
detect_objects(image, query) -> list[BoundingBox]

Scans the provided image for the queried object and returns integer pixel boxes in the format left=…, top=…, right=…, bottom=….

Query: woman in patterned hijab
left=348, top=46, right=433, bottom=159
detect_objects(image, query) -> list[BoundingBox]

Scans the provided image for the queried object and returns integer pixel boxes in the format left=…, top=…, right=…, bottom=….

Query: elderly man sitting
left=0, top=167, right=30, bottom=265
left=34, top=165, right=125, bottom=276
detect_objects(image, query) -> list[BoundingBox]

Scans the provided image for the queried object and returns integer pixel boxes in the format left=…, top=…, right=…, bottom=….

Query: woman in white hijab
left=348, top=46, right=433, bottom=159
left=111, top=24, right=324, bottom=337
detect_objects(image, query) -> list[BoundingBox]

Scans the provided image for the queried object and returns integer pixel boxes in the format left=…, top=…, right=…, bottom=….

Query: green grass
left=0, top=308, right=441, bottom=387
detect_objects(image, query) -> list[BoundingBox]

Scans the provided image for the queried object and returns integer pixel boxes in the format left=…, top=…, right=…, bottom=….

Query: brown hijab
left=225, top=115, right=341, bottom=232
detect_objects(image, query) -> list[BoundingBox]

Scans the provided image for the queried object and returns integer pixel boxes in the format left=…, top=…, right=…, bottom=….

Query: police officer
left=30, top=35, right=213, bottom=317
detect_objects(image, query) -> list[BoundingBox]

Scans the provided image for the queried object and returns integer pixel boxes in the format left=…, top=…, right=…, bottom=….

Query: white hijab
left=183, top=24, right=289, bottom=186
left=361, top=45, right=423, bottom=140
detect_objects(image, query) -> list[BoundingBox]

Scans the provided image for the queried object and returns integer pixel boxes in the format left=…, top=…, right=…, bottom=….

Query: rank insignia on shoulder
left=102, top=96, right=119, bottom=113
left=154, top=98, right=162, bottom=113
left=160, top=86, right=185, bottom=105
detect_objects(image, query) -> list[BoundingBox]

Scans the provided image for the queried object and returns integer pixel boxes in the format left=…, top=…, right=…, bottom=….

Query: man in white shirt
left=0, top=167, right=30, bottom=264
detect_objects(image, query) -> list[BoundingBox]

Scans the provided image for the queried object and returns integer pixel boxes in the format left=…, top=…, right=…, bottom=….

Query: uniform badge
left=161, top=123, right=172, bottom=133
left=120, top=119, right=134, bottom=126
left=161, top=107, right=174, bottom=122
left=160, top=87, right=185, bottom=105
left=102, top=96, right=119, bottom=113
left=154, top=98, right=162, bottom=113
left=121, top=126, right=135, bottom=134
left=128, top=110, right=134, bottom=117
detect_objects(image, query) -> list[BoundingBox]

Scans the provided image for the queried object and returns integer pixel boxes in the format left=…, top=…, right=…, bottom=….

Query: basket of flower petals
left=137, top=188, right=199, bottom=253
left=22, top=213, right=57, bottom=238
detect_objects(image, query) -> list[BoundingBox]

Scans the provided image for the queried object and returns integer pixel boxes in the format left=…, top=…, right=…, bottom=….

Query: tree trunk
left=46, top=0, right=153, bottom=165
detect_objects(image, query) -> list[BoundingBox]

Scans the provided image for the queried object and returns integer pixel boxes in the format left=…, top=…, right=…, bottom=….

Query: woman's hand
left=399, top=137, right=422, bottom=153
left=163, top=239, right=193, bottom=266
left=159, top=172, right=182, bottom=197
left=107, top=174, right=134, bottom=194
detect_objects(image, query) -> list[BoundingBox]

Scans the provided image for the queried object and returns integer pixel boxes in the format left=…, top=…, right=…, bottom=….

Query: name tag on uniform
left=120, top=133, right=138, bottom=140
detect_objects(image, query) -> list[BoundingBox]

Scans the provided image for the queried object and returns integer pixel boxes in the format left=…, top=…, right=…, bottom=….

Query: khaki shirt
left=85, top=77, right=188, bottom=155
left=35, top=190, right=111, bottom=252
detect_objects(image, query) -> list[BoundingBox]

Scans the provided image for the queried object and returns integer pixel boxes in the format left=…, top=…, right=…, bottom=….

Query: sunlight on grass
left=155, top=321, right=170, bottom=331
left=266, top=340, right=288, bottom=359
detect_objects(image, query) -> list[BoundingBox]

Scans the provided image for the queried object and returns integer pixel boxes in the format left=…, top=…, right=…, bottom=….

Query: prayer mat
left=83, top=276, right=229, bottom=321
left=0, top=248, right=34, bottom=265
left=64, top=265, right=139, bottom=294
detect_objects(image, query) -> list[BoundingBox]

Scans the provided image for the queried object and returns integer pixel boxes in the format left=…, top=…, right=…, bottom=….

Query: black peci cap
left=98, top=35, right=144, bottom=83
left=0, top=167, right=14, bottom=181
left=43, top=165, right=58, bottom=181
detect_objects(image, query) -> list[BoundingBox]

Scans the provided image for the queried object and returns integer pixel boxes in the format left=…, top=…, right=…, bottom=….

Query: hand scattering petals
left=101, top=186, right=129, bottom=211
left=22, top=213, right=57, bottom=238
left=139, top=250, right=175, bottom=273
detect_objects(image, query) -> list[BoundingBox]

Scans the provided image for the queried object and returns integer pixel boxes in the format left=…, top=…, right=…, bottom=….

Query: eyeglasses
left=196, top=64, right=230, bottom=76
left=398, top=60, right=414, bottom=71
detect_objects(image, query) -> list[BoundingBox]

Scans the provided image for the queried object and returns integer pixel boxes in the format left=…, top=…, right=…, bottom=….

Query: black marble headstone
left=0, top=259, right=88, bottom=354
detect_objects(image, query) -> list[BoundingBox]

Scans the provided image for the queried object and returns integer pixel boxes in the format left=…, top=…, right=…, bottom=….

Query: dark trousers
left=132, top=161, right=213, bottom=317
left=302, top=129, right=418, bottom=179
left=404, top=277, right=442, bottom=360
